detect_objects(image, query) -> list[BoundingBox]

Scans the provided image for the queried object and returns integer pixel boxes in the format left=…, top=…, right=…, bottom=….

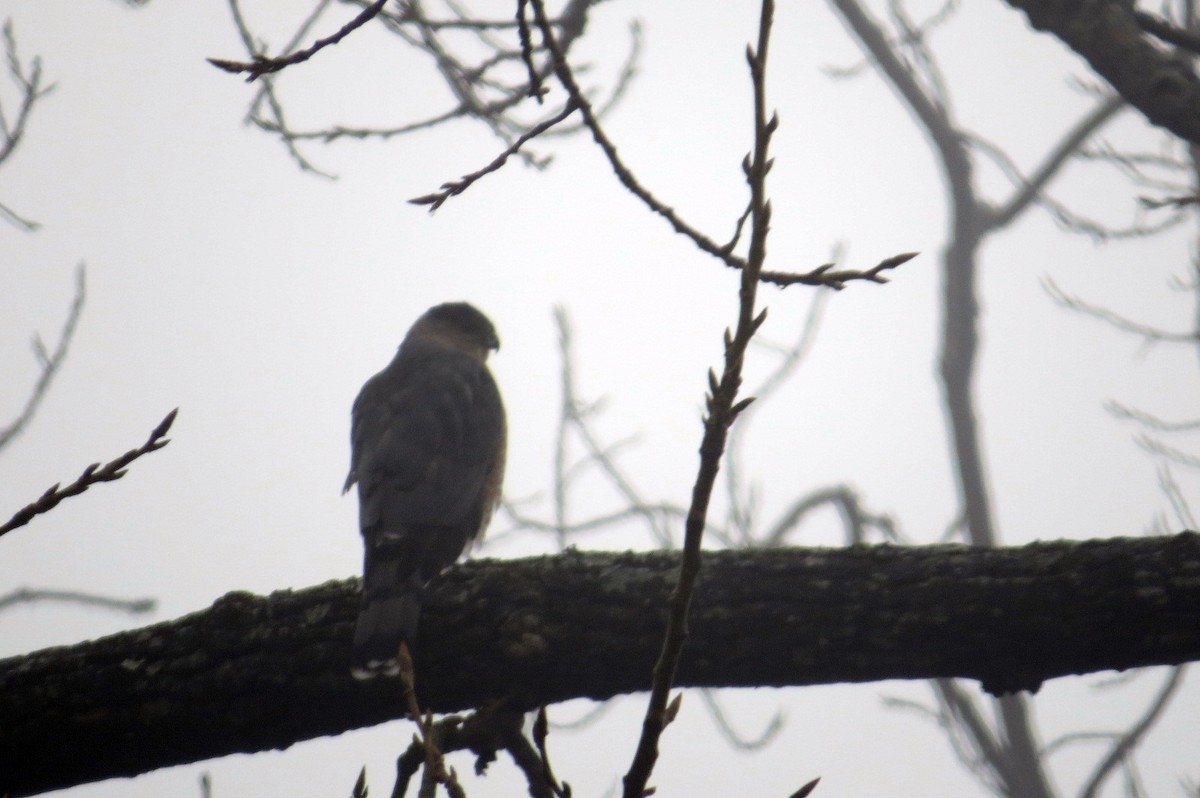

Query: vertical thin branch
left=0, top=263, right=86, bottom=452
left=0, top=19, right=55, bottom=231
left=619, top=2, right=777, bottom=795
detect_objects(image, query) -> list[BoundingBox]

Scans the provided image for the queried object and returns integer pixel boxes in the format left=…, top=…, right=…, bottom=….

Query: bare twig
left=516, top=0, right=543, bottom=101
left=1107, top=400, right=1200, bottom=433
left=547, top=307, right=677, bottom=549
left=0, top=408, right=178, bottom=538
left=1158, top=463, right=1198, bottom=529
left=1044, top=277, right=1197, bottom=344
left=988, top=94, right=1126, bottom=229
left=0, top=19, right=56, bottom=230
left=498, top=501, right=688, bottom=547
left=208, top=0, right=388, bottom=81
left=1140, top=193, right=1200, bottom=209
left=391, top=704, right=565, bottom=798
left=529, top=0, right=748, bottom=272
left=224, top=0, right=610, bottom=177
left=930, top=679, right=1007, bottom=793
left=0, top=587, right=155, bottom=614
left=224, top=0, right=336, bottom=176
left=763, top=484, right=899, bottom=547
left=395, top=643, right=463, bottom=798
left=1078, top=666, right=1188, bottom=798
left=410, top=99, right=578, bottom=211
left=1137, top=435, right=1200, bottom=469
left=758, top=251, right=917, bottom=290
left=725, top=287, right=831, bottom=547
left=0, top=263, right=86, bottom=452
left=697, top=689, right=783, bottom=751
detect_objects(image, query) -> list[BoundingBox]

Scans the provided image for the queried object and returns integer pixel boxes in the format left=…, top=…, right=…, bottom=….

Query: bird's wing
left=347, top=341, right=504, bottom=533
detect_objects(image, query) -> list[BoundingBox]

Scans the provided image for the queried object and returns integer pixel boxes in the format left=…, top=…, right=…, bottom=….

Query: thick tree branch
left=2, top=534, right=1199, bottom=797
left=1003, top=0, right=1200, bottom=145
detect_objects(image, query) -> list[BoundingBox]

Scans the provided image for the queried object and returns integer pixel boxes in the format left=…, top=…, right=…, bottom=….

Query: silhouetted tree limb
left=1003, top=0, right=1200, bottom=145
left=2, top=534, right=1199, bottom=797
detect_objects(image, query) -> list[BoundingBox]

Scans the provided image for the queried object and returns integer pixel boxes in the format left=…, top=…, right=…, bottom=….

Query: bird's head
left=408, top=302, right=500, bottom=362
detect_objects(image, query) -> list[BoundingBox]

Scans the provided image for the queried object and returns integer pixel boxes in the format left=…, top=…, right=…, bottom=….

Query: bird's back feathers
left=346, top=304, right=505, bottom=678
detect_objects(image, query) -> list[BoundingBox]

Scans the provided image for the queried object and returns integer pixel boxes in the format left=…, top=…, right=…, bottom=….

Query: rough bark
left=1004, top=0, right=1200, bottom=144
left=3, top=533, right=1199, bottom=797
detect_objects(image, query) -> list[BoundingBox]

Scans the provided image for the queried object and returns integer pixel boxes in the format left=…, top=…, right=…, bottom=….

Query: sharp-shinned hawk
left=344, top=302, right=506, bottom=678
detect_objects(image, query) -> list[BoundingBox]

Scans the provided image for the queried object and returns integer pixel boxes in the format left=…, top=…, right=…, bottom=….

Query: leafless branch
left=0, top=19, right=56, bottom=231
left=0, top=408, right=178, bottom=539
left=763, top=484, right=900, bottom=547
left=542, top=20, right=642, bottom=139
left=724, top=286, right=831, bottom=546
left=1158, top=463, right=1198, bottom=529
left=409, top=98, right=578, bottom=210
left=530, top=0, right=747, bottom=272
left=498, top=501, right=688, bottom=546
left=1137, top=435, right=1200, bottom=469
left=1107, top=400, right=1200, bottom=433
left=970, top=130, right=1187, bottom=241
left=758, top=251, right=917, bottom=290
left=1140, top=193, right=1200, bottom=209
left=395, top=644, right=464, bottom=798
left=0, top=587, right=155, bottom=614
left=223, top=0, right=613, bottom=177
left=1042, top=731, right=1122, bottom=759
left=1044, top=277, right=1197, bottom=344
left=225, top=0, right=336, bottom=176
left=1078, top=666, right=1188, bottom=798
left=697, top=689, right=783, bottom=751
left=615, top=0, right=778, bottom=792
left=887, top=0, right=953, bottom=116
left=1076, top=138, right=1193, bottom=198
left=548, top=307, right=676, bottom=549
left=931, top=679, right=1006, bottom=795
left=987, top=94, right=1126, bottom=229
left=390, top=702, right=563, bottom=798
left=208, top=0, right=388, bottom=81
left=821, top=0, right=958, bottom=81
left=0, top=263, right=86, bottom=452
left=826, top=5, right=1156, bottom=798
left=0, top=198, right=38, bottom=231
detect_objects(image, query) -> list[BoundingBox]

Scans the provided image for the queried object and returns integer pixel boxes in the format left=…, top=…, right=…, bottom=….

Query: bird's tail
left=351, top=552, right=423, bottom=680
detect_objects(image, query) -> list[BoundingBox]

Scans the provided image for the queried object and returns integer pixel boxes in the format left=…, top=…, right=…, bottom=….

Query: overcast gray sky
left=1, top=2, right=1197, bottom=797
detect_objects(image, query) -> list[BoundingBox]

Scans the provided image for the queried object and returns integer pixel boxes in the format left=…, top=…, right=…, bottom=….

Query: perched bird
left=344, top=302, right=506, bottom=678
